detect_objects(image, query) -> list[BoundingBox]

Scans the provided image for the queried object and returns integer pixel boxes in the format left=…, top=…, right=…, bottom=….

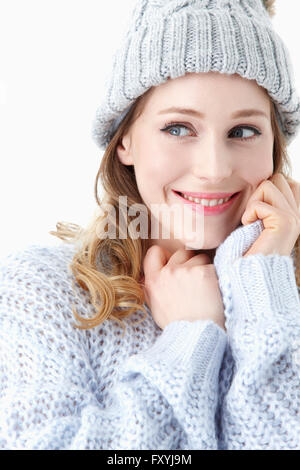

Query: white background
left=0, top=0, right=299, bottom=260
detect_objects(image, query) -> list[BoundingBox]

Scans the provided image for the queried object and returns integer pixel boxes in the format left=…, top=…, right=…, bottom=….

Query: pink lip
left=173, top=190, right=236, bottom=199
left=173, top=190, right=241, bottom=215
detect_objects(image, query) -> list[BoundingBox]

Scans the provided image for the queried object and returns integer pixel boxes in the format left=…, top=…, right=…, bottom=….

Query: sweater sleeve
left=0, top=248, right=227, bottom=450
left=219, top=253, right=300, bottom=450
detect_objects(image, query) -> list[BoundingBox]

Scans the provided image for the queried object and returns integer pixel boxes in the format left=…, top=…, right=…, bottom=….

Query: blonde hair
left=49, top=84, right=300, bottom=335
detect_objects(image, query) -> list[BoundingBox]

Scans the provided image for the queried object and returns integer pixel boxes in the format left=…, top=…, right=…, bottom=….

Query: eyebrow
left=157, top=106, right=269, bottom=120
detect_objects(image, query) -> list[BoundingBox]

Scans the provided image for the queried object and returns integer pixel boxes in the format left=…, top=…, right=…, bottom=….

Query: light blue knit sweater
left=0, top=220, right=300, bottom=450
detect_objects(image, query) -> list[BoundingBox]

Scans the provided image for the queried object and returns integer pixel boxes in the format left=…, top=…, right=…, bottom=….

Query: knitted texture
left=91, top=0, right=300, bottom=150
left=1, top=221, right=300, bottom=449
left=214, top=220, right=300, bottom=449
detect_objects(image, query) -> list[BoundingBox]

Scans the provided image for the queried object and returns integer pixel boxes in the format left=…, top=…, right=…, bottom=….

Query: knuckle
left=248, top=199, right=256, bottom=208
left=264, top=179, right=274, bottom=189
left=191, top=263, right=214, bottom=277
left=286, top=212, right=300, bottom=230
left=166, top=264, right=177, bottom=276
left=247, top=198, right=260, bottom=209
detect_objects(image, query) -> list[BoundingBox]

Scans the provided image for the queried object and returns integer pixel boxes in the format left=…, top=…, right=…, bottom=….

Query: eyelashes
left=160, top=121, right=262, bottom=142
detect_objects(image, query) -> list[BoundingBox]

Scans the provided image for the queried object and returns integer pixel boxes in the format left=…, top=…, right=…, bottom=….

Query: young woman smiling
left=1, top=0, right=300, bottom=450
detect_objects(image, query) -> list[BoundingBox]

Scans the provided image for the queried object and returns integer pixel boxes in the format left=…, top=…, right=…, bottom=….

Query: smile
left=172, top=190, right=241, bottom=215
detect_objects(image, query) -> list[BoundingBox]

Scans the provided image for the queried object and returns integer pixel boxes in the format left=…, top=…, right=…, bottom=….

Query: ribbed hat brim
left=92, top=4, right=300, bottom=150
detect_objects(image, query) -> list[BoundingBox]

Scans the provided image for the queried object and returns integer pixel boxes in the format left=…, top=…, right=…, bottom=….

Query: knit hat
left=91, top=0, right=300, bottom=150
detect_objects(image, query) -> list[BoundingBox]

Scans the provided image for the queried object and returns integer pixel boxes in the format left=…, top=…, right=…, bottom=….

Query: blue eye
left=161, top=122, right=191, bottom=138
left=160, top=122, right=262, bottom=142
left=229, top=126, right=261, bottom=141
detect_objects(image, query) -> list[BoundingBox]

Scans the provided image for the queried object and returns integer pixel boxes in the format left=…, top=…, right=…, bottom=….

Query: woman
left=1, top=0, right=300, bottom=450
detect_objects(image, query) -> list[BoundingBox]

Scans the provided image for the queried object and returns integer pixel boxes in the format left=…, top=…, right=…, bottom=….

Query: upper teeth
left=181, top=193, right=232, bottom=206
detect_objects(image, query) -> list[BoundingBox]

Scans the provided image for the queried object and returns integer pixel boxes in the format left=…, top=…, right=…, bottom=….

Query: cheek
left=132, top=154, right=168, bottom=204
left=134, top=145, right=183, bottom=189
left=240, top=151, right=273, bottom=189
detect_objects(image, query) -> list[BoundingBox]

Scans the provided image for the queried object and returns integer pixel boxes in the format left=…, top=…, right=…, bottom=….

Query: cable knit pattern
left=91, top=0, right=300, bottom=150
left=1, top=220, right=300, bottom=449
left=214, top=220, right=300, bottom=449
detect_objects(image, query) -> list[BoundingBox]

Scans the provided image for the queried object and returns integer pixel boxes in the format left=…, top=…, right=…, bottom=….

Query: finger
left=184, top=252, right=212, bottom=267
left=268, top=173, right=299, bottom=212
left=242, top=200, right=282, bottom=228
left=167, top=247, right=199, bottom=266
left=244, top=178, right=292, bottom=223
left=143, top=245, right=172, bottom=278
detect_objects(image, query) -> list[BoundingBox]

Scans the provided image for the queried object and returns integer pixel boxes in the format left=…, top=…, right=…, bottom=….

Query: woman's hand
left=241, top=173, right=300, bottom=257
left=141, top=245, right=226, bottom=331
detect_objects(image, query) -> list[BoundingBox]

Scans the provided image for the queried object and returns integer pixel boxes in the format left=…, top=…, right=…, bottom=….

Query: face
left=117, top=72, right=274, bottom=260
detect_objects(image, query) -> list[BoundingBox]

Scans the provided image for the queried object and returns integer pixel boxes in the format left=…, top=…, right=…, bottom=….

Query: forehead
left=140, top=72, right=270, bottom=116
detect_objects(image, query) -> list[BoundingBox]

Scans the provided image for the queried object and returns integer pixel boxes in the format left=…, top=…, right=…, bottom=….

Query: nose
left=191, top=131, right=233, bottom=182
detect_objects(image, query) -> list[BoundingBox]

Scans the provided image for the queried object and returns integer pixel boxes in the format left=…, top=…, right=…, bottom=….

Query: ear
left=116, top=132, right=134, bottom=166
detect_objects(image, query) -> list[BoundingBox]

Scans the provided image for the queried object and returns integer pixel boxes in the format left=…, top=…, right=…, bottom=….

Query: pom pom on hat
left=262, top=0, right=276, bottom=17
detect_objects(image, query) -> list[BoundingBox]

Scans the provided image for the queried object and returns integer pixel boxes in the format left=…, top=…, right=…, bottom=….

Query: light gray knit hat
left=91, top=0, right=300, bottom=150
